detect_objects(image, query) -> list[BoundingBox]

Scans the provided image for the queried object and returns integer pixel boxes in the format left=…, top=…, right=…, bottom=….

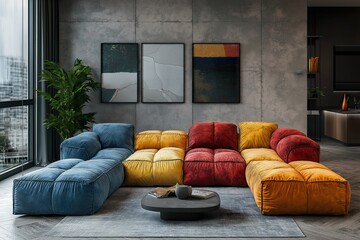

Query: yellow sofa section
left=122, top=149, right=157, bottom=186
left=123, top=130, right=187, bottom=186
left=241, top=148, right=283, bottom=164
left=246, top=160, right=308, bottom=215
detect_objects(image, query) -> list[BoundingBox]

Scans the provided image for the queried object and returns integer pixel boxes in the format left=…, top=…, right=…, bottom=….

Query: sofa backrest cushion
left=93, top=123, right=134, bottom=151
left=135, top=130, right=162, bottom=150
left=160, top=130, right=187, bottom=149
left=187, top=122, right=238, bottom=151
left=187, top=122, right=214, bottom=149
left=238, top=122, right=278, bottom=151
left=135, top=130, right=187, bottom=150
left=270, top=128, right=306, bottom=150
left=60, top=132, right=101, bottom=160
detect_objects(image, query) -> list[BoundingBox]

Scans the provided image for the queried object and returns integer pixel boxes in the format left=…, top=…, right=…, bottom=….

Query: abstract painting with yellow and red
left=192, top=43, right=240, bottom=103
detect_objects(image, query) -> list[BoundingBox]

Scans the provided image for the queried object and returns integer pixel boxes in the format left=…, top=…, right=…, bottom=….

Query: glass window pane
left=0, top=0, right=29, bottom=102
left=0, top=106, right=29, bottom=173
left=0, top=0, right=30, bottom=174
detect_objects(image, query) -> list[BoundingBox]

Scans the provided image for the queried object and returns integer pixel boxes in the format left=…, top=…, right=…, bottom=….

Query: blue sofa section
left=13, top=123, right=134, bottom=215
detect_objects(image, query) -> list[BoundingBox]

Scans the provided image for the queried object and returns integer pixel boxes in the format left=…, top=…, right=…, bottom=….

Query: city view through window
left=0, top=0, right=30, bottom=173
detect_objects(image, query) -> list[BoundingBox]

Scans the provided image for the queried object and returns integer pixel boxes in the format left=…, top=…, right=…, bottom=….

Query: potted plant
left=308, top=87, right=325, bottom=98
left=37, top=59, right=100, bottom=140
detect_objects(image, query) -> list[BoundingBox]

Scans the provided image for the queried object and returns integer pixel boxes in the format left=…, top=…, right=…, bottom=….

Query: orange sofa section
left=290, top=161, right=351, bottom=215
left=246, top=160, right=308, bottom=215
left=246, top=160, right=351, bottom=215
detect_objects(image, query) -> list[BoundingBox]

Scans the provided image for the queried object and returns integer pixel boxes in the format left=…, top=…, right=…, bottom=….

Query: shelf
left=307, top=35, right=322, bottom=141
left=307, top=35, right=322, bottom=39
left=307, top=110, right=320, bottom=115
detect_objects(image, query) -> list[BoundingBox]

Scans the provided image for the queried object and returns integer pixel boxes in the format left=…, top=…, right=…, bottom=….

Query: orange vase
left=341, top=94, right=348, bottom=111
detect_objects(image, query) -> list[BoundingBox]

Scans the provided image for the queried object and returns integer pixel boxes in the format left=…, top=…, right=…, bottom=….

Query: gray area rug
left=47, top=187, right=305, bottom=238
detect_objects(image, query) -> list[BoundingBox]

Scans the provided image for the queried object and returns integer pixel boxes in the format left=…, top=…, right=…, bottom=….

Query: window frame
left=0, top=0, right=34, bottom=180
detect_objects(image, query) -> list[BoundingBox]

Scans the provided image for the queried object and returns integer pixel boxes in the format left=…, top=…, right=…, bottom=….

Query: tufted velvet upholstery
left=187, top=122, right=238, bottom=151
left=270, top=128, right=305, bottom=150
left=184, top=122, right=246, bottom=186
left=13, top=155, right=130, bottom=215
left=123, top=130, right=187, bottom=186
left=13, top=123, right=134, bottom=215
left=238, top=122, right=278, bottom=151
left=246, top=160, right=351, bottom=215
left=184, top=148, right=246, bottom=186
left=60, top=132, right=101, bottom=160
left=270, top=128, right=320, bottom=163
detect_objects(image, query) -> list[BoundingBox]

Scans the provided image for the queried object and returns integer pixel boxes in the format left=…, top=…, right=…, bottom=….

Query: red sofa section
left=183, top=122, right=247, bottom=186
left=270, top=128, right=320, bottom=163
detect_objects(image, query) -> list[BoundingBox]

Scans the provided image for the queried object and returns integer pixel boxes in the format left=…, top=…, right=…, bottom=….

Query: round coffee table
left=141, top=191, right=220, bottom=220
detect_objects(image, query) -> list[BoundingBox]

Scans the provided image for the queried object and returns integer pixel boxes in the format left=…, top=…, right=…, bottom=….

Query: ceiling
left=308, top=0, right=360, bottom=6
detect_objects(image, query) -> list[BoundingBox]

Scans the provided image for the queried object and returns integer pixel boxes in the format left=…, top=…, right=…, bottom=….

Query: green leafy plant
left=308, top=87, right=325, bottom=98
left=37, top=59, right=100, bottom=140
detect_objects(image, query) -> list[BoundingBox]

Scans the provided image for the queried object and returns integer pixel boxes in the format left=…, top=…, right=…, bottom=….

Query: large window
left=0, top=0, right=32, bottom=176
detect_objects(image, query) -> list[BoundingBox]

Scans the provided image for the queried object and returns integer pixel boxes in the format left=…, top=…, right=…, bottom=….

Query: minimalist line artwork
left=142, top=43, right=185, bottom=103
left=101, top=43, right=138, bottom=103
left=193, top=43, right=240, bottom=103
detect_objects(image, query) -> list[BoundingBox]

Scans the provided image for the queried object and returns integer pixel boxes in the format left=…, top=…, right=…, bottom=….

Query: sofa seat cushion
left=238, top=122, right=278, bottom=151
left=289, top=161, right=351, bottom=215
left=123, top=147, right=184, bottom=186
left=71, top=158, right=124, bottom=195
left=241, top=148, right=283, bottom=164
left=245, top=160, right=307, bottom=215
left=246, top=160, right=351, bottom=215
left=13, top=156, right=129, bottom=215
left=183, top=148, right=246, bottom=186
left=91, top=148, right=133, bottom=161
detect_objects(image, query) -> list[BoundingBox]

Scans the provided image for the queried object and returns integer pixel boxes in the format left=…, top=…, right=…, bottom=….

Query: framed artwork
left=101, top=43, right=138, bottom=103
left=192, top=43, right=240, bottom=103
left=142, top=43, right=185, bottom=103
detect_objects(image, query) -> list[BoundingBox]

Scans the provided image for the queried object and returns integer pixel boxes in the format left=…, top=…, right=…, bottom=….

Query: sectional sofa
left=13, top=122, right=351, bottom=216
left=13, top=123, right=134, bottom=215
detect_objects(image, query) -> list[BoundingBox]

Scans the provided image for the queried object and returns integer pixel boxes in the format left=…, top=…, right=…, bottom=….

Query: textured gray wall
left=59, top=0, right=307, bottom=132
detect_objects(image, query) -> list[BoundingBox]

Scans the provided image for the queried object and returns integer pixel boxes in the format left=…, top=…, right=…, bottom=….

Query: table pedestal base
left=160, top=212, right=204, bottom=220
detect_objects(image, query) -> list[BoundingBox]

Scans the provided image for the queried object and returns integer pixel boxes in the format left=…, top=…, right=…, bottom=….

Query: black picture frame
left=101, top=43, right=139, bottom=103
left=141, top=43, right=185, bottom=103
left=192, top=43, right=240, bottom=103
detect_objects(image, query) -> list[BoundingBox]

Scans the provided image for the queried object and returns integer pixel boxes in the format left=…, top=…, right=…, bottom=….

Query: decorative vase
left=341, top=94, right=348, bottom=111
left=175, top=185, right=192, bottom=199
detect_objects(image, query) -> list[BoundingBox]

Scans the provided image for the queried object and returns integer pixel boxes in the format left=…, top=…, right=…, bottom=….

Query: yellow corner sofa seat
left=241, top=148, right=283, bottom=164
left=123, top=130, right=187, bottom=186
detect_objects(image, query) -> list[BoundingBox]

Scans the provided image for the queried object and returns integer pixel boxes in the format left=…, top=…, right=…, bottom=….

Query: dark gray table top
left=141, top=191, right=220, bottom=213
